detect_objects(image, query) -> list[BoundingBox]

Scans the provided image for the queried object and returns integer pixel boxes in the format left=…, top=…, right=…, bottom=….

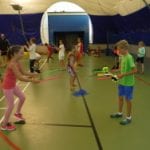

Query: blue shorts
left=118, top=85, right=134, bottom=100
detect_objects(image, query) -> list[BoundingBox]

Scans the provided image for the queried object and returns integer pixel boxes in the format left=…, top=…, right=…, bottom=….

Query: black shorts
left=136, top=57, right=144, bottom=64
left=1, top=51, right=7, bottom=56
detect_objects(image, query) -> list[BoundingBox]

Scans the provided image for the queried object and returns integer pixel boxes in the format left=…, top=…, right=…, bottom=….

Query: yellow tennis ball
left=102, top=67, right=109, bottom=73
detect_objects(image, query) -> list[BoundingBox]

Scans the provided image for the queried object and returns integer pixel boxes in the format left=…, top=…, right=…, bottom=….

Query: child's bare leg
left=141, top=63, right=144, bottom=73
left=118, top=96, right=124, bottom=113
left=14, top=86, right=25, bottom=114
left=70, top=76, right=76, bottom=90
left=2, top=90, right=15, bottom=126
left=126, top=100, right=132, bottom=117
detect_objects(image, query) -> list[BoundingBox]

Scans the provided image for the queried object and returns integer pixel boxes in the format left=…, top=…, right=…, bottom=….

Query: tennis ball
left=102, top=67, right=109, bottom=73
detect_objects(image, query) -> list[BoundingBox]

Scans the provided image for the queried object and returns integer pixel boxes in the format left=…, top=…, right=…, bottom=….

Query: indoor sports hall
left=0, top=1, right=150, bottom=150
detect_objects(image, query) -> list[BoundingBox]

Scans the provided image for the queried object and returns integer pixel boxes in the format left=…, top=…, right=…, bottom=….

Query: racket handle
left=111, top=75, right=118, bottom=82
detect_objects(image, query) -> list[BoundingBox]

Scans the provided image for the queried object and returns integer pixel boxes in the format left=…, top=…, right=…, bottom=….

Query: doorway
left=54, top=31, right=84, bottom=51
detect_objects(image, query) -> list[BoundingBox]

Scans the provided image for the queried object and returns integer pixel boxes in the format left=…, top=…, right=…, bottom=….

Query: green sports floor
left=0, top=53, right=150, bottom=150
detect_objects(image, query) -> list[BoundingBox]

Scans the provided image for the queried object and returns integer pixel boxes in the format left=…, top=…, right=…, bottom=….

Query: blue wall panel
left=89, top=7, right=150, bottom=45
left=48, top=14, right=89, bottom=52
left=0, top=13, right=42, bottom=44
left=0, top=7, right=150, bottom=46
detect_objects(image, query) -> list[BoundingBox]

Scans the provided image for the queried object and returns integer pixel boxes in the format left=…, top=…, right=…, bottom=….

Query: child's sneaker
left=14, top=113, right=25, bottom=121
left=120, top=118, right=131, bottom=125
left=110, top=113, right=123, bottom=118
left=1, top=123, right=16, bottom=131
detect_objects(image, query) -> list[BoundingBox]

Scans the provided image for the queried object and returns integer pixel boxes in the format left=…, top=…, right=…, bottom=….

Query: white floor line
left=0, top=96, right=5, bottom=102
left=0, top=58, right=47, bottom=124
left=0, top=116, right=4, bottom=124
left=0, top=82, right=31, bottom=124
left=0, top=107, right=7, bottom=110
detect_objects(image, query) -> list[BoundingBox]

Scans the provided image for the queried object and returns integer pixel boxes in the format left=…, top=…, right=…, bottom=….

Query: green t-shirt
left=118, top=53, right=135, bottom=86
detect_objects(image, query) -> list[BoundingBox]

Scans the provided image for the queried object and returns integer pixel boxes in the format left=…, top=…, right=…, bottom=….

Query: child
left=0, top=45, right=40, bottom=131
left=25, top=37, right=40, bottom=73
left=44, top=43, right=54, bottom=63
left=76, top=37, right=84, bottom=67
left=67, top=48, right=77, bottom=91
left=136, top=41, right=146, bottom=74
left=110, top=40, right=137, bottom=125
left=58, top=40, right=65, bottom=69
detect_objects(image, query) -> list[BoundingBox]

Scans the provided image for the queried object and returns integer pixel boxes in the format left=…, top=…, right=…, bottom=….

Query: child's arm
left=12, top=63, right=39, bottom=83
left=117, top=67, right=137, bottom=79
left=16, top=62, right=38, bottom=79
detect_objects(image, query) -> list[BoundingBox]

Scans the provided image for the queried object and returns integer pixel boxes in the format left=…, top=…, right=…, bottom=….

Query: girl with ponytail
left=1, top=45, right=40, bottom=131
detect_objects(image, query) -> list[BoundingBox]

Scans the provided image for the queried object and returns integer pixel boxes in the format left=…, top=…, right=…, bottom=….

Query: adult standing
left=0, top=33, right=10, bottom=66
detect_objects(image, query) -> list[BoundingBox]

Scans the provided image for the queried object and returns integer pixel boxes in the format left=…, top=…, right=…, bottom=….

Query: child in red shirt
left=45, top=43, right=54, bottom=63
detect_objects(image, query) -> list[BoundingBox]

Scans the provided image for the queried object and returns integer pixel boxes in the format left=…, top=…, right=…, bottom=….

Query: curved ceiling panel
left=0, top=0, right=149, bottom=15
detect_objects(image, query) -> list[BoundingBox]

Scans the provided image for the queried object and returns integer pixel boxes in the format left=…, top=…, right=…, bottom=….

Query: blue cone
left=73, top=89, right=88, bottom=97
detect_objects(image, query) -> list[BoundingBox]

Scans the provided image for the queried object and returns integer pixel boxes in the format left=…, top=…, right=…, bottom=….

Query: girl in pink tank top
left=1, top=45, right=40, bottom=131
left=2, top=62, right=19, bottom=89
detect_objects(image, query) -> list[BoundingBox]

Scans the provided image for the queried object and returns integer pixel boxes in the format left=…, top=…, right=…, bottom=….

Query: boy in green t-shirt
left=110, top=40, right=137, bottom=125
